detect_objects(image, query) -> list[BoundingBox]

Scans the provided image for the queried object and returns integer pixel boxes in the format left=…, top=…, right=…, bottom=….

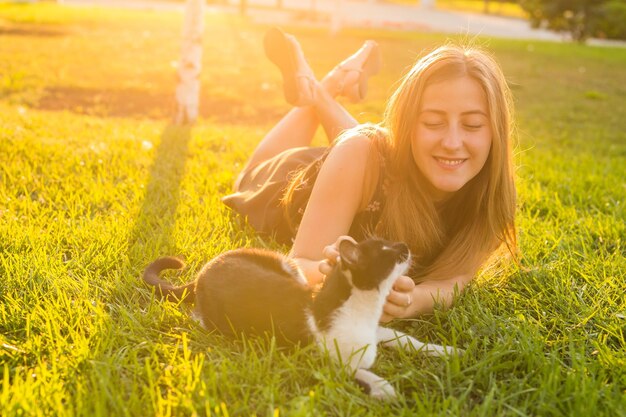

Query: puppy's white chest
left=318, top=291, right=382, bottom=370
left=323, top=323, right=378, bottom=369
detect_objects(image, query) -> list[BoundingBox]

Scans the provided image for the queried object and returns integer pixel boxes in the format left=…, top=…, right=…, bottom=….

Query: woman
left=223, top=28, right=517, bottom=322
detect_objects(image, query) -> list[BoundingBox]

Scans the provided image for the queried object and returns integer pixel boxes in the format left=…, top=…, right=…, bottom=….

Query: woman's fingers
left=319, top=236, right=358, bottom=277
left=321, top=235, right=354, bottom=266
left=380, top=277, right=416, bottom=322
left=322, top=244, right=339, bottom=264
left=386, top=289, right=412, bottom=308
left=323, top=235, right=356, bottom=260
left=318, top=259, right=333, bottom=275
left=386, top=276, right=415, bottom=307
left=335, top=235, right=357, bottom=245
left=393, top=275, right=416, bottom=292
left=382, top=299, right=408, bottom=320
left=319, top=241, right=341, bottom=276
left=379, top=312, right=393, bottom=323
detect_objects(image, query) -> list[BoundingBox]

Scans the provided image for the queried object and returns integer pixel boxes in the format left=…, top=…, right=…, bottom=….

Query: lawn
left=435, top=0, right=527, bottom=19
left=1, top=3, right=625, bottom=416
left=386, top=0, right=528, bottom=19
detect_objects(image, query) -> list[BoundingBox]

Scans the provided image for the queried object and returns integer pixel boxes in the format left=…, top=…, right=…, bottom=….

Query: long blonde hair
left=286, top=44, right=517, bottom=281
left=379, top=43, right=516, bottom=280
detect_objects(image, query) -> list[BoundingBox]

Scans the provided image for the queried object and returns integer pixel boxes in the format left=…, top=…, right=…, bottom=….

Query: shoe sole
left=263, top=27, right=300, bottom=106
left=357, top=43, right=382, bottom=101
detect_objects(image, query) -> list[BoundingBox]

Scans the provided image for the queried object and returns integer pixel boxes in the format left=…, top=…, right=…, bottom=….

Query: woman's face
left=411, top=75, right=492, bottom=200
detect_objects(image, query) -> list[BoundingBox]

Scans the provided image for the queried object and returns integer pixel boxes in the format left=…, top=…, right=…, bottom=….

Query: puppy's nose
left=392, top=242, right=410, bottom=261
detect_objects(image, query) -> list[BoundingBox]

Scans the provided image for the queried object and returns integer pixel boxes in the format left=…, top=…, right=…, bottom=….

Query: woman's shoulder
left=323, top=129, right=387, bottom=211
left=333, top=131, right=373, bottom=152
left=335, top=124, right=388, bottom=146
left=331, top=128, right=387, bottom=163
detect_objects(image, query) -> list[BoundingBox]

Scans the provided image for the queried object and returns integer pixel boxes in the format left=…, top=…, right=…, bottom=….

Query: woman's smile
left=433, top=156, right=467, bottom=169
left=412, top=75, right=492, bottom=198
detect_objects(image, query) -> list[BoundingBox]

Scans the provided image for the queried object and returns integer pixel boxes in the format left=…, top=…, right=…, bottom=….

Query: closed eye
left=423, top=122, right=445, bottom=129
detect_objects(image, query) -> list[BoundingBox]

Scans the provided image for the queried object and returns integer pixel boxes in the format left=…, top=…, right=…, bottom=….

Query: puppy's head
left=338, top=238, right=410, bottom=293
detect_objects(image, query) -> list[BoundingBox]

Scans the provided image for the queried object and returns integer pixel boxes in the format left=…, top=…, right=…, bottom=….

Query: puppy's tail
left=142, top=257, right=195, bottom=303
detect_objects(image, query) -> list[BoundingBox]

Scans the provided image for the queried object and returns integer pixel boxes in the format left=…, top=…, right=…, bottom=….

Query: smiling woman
left=413, top=75, right=492, bottom=199
left=223, top=30, right=517, bottom=322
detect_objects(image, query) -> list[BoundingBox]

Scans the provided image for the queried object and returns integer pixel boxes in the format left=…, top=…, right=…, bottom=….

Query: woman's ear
left=338, top=238, right=360, bottom=268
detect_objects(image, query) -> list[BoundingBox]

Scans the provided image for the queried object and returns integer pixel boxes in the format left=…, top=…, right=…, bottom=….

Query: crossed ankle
left=320, top=40, right=380, bottom=102
left=320, top=73, right=343, bottom=98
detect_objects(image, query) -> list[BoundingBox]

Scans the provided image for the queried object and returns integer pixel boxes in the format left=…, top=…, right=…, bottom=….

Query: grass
left=435, top=0, right=528, bottom=19
left=384, top=0, right=528, bottom=19
left=1, top=3, right=625, bottom=416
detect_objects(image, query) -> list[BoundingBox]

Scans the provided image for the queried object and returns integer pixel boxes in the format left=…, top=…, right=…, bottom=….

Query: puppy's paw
left=368, top=378, right=397, bottom=401
left=355, top=369, right=397, bottom=401
left=423, top=343, right=464, bottom=357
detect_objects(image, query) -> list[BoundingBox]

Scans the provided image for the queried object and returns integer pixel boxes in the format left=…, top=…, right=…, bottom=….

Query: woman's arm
left=317, top=245, right=475, bottom=321
left=380, top=273, right=475, bottom=322
left=292, top=256, right=326, bottom=286
left=289, top=134, right=373, bottom=285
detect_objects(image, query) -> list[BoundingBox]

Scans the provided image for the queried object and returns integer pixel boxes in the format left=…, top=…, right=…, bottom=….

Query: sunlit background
left=1, top=1, right=625, bottom=415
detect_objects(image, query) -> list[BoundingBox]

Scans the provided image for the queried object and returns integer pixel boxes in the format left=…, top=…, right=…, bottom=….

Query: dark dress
left=222, top=146, right=386, bottom=245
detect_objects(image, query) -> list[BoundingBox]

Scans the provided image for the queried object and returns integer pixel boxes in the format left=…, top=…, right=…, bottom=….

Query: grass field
left=1, top=3, right=625, bottom=416
left=385, top=0, right=528, bottom=19
left=435, top=0, right=527, bottom=19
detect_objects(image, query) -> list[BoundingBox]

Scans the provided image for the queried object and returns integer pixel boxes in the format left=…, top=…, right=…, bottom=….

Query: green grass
left=384, top=0, right=528, bottom=19
left=435, top=0, right=528, bottom=19
left=1, top=3, right=625, bottom=416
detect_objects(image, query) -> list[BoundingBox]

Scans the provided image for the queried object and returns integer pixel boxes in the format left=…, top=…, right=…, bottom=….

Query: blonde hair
left=286, top=44, right=517, bottom=281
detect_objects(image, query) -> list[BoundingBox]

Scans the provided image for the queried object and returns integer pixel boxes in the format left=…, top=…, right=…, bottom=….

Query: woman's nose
left=441, top=126, right=463, bottom=151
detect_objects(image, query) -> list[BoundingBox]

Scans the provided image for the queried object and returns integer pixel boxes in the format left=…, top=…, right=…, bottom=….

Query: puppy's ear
left=339, top=239, right=360, bottom=268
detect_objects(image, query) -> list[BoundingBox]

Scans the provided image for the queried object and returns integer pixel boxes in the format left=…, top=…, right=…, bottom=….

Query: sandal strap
left=337, top=63, right=364, bottom=74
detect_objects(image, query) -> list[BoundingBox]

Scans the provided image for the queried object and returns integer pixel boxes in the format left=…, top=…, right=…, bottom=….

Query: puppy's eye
left=381, top=246, right=395, bottom=254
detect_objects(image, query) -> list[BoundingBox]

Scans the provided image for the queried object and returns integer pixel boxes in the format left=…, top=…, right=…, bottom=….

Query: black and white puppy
left=143, top=238, right=461, bottom=400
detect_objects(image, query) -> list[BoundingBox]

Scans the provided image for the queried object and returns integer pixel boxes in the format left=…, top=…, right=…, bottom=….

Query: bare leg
left=238, top=36, right=376, bottom=186
left=315, top=78, right=359, bottom=142
left=241, top=106, right=319, bottom=174
left=238, top=76, right=359, bottom=186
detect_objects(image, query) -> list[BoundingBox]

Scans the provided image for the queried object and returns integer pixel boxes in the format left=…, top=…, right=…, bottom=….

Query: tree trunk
left=175, top=0, right=204, bottom=125
left=421, top=0, right=435, bottom=10
left=330, top=0, right=344, bottom=34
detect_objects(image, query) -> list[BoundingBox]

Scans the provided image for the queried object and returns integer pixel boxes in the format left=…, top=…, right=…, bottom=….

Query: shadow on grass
left=37, top=86, right=176, bottom=120
left=128, top=124, right=191, bottom=263
left=35, top=85, right=283, bottom=124
left=0, top=26, right=68, bottom=37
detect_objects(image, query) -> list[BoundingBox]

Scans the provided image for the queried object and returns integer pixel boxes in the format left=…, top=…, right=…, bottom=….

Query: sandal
left=263, top=27, right=316, bottom=106
left=335, top=41, right=382, bottom=102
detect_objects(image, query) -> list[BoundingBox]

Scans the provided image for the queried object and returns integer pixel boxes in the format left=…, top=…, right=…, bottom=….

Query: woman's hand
left=318, top=235, right=356, bottom=276
left=318, top=238, right=418, bottom=322
left=380, top=275, right=416, bottom=323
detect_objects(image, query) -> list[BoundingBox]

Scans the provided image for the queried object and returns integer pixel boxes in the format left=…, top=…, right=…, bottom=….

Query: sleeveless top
left=222, top=146, right=387, bottom=245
